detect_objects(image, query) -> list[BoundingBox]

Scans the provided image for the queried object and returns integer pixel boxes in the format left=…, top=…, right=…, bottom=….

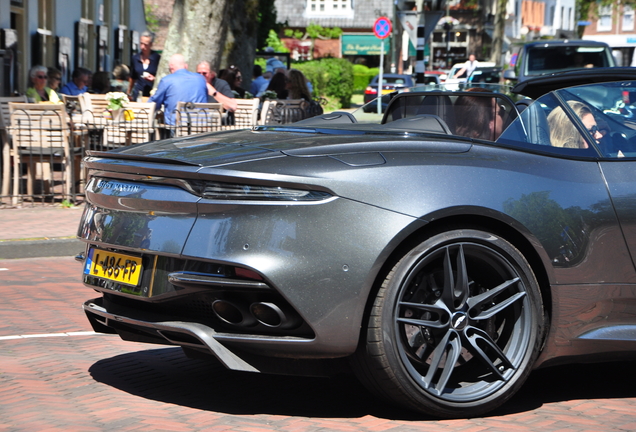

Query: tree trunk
left=489, top=0, right=507, bottom=66
left=157, top=0, right=259, bottom=85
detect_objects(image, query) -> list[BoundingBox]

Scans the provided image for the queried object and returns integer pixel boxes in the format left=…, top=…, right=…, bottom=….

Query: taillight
left=365, top=86, right=378, bottom=95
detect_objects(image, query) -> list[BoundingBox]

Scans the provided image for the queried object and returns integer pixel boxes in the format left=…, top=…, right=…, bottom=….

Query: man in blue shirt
left=149, top=53, right=208, bottom=125
left=250, top=65, right=267, bottom=96
left=59, top=68, right=91, bottom=95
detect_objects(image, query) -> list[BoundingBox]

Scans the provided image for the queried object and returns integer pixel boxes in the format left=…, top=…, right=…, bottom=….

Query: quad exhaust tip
left=211, top=299, right=299, bottom=329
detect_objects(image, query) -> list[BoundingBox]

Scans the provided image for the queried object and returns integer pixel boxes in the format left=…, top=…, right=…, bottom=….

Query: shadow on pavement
left=492, top=358, right=636, bottom=416
left=89, top=347, right=636, bottom=420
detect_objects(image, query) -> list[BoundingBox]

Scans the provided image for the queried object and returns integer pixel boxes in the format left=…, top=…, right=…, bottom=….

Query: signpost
left=373, top=17, right=391, bottom=114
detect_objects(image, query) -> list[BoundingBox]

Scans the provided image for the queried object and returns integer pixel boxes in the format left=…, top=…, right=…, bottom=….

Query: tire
left=354, top=229, right=544, bottom=418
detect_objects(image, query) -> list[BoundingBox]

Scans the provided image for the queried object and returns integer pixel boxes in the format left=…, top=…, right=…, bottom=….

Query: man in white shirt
left=453, top=54, right=479, bottom=79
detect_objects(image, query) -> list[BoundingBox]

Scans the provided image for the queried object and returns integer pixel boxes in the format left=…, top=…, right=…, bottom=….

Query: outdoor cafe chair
left=0, top=95, right=28, bottom=201
left=103, top=102, right=156, bottom=147
left=8, top=103, right=79, bottom=203
left=174, top=102, right=223, bottom=136
left=260, top=99, right=307, bottom=125
left=222, top=98, right=260, bottom=130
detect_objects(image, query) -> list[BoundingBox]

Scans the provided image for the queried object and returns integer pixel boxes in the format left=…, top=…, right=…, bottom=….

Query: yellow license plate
left=85, top=248, right=143, bottom=286
left=381, top=89, right=394, bottom=94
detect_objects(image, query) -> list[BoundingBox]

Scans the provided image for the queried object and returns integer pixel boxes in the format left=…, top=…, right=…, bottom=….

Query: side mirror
left=503, top=70, right=517, bottom=81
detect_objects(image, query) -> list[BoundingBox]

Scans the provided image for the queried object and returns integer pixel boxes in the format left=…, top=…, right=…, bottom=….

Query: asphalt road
left=1, top=256, right=635, bottom=431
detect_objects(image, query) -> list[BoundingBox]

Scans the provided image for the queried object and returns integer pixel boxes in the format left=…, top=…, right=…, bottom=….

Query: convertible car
left=77, top=70, right=636, bottom=418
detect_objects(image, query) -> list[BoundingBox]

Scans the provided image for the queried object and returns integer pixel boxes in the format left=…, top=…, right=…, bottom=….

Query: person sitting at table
left=149, top=53, right=208, bottom=125
left=250, top=65, right=267, bottom=96
left=286, top=69, right=312, bottom=101
left=59, top=67, right=92, bottom=96
left=221, top=66, right=246, bottom=98
left=110, top=64, right=130, bottom=93
left=196, top=61, right=237, bottom=112
left=263, top=71, right=288, bottom=100
left=46, top=67, right=62, bottom=96
left=25, top=65, right=62, bottom=104
left=91, top=71, right=112, bottom=94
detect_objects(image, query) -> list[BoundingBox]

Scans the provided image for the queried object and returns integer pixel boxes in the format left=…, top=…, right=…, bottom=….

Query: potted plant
left=105, top=92, right=130, bottom=121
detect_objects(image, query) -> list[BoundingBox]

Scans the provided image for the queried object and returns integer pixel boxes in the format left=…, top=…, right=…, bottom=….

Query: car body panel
left=511, top=67, right=636, bottom=99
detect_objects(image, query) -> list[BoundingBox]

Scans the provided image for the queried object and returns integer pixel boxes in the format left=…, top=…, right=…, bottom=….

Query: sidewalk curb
left=0, top=238, right=85, bottom=259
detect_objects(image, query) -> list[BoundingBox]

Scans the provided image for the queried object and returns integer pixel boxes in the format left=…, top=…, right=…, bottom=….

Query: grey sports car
left=78, top=71, right=636, bottom=418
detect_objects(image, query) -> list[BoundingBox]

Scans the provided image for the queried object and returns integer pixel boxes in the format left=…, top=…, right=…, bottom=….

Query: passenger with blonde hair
left=547, top=100, right=603, bottom=149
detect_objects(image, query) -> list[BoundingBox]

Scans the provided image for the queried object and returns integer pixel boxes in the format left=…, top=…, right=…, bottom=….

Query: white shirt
left=464, top=59, right=479, bottom=77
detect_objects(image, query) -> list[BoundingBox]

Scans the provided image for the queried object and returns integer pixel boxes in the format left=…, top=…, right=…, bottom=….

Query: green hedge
left=294, top=58, right=354, bottom=108
left=352, top=64, right=379, bottom=93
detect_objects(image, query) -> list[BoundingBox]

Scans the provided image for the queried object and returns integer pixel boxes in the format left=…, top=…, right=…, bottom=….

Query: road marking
left=0, top=331, right=107, bottom=341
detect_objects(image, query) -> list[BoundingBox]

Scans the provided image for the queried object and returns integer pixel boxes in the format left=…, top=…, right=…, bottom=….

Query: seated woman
left=26, top=65, right=62, bottom=104
left=547, top=100, right=603, bottom=149
left=264, top=72, right=288, bottom=100
left=286, top=69, right=312, bottom=101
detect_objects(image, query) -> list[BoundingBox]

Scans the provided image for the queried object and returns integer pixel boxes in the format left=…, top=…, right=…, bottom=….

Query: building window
left=624, top=6, right=634, bottom=32
left=37, top=0, right=55, bottom=66
left=306, top=0, right=353, bottom=18
left=78, top=0, right=95, bottom=70
left=597, top=5, right=612, bottom=32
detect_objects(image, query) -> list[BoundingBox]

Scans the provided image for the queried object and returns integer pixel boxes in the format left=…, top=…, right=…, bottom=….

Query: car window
left=497, top=81, right=636, bottom=159
left=383, top=77, right=410, bottom=85
left=525, top=46, right=613, bottom=77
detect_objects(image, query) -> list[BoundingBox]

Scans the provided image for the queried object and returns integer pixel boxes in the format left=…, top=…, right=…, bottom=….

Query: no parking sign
left=373, top=17, right=391, bottom=114
left=373, top=17, right=392, bottom=40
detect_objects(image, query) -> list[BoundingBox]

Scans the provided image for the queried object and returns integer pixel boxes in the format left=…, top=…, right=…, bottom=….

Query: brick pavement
left=0, top=204, right=85, bottom=259
left=0, top=256, right=635, bottom=431
left=0, top=205, right=84, bottom=241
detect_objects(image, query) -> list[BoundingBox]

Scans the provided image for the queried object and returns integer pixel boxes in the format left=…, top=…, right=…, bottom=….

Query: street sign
left=397, top=11, right=443, bottom=48
left=373, top=17, right=392, bottom=39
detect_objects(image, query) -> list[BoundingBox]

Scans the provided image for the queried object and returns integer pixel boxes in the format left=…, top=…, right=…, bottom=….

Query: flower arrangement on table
left=104, top=92, right=134, bottom=120
left=260, top=90, right=278, bottom=100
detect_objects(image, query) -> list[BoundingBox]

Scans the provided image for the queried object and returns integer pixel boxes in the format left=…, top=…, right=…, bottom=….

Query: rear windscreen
left=526, top=46, right=612, bottom=76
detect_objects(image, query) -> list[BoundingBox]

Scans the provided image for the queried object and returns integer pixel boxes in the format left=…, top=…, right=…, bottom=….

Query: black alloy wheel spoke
left=423, top=330, right=462, bottom=395
left=442, top=245, right=469, bottom=310
left=397, top=301, right=449, bottom=329
left=463, top=326, right=515, bottom=380
left=467, top=277, right=526, bottom=320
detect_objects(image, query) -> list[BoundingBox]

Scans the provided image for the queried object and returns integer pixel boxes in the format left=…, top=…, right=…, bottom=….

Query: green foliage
left=144, top=3, right=160, bottom=33
left=306, top=23, right=343, bottom=39
left=255, top=56, right=266, bottom=70
left=295, top=58, right=354, bottom=108
left=284, top=29, right=304, bottom=39
left=577, top=0, right=635, bottom=21
left=575, top=0, right=634, bottom=37
left=256, top=0, right=279, bottom=50
left=352, top=64, right=379, bottom=93
left=266, top=30, right=289, bottom=53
